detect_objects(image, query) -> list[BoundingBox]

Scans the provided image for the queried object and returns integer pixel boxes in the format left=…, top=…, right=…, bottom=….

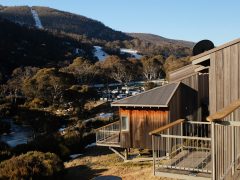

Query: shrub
left=0, top=120, right=10, bottom=134
left=82, top=132, right=95, bottom=147
left=0, top=151, right=64, bottom=180
left=62, top=122, right=84, bottom=153
left=144, top=82, right=157, bottom=91
left=26, top=98, right=47, bottom=108
left=33, top=135, right=71, bottom=159
left=0, top=142, right=12, bottom=162
left=13, top=135, right=70, bottom=160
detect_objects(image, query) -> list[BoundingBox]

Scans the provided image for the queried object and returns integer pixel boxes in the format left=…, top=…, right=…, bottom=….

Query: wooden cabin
left=96, top=82, right=198, bottom=150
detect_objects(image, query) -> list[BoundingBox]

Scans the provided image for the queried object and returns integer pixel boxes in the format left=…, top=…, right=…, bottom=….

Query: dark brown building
left=96, top=82, right=198, bottom=150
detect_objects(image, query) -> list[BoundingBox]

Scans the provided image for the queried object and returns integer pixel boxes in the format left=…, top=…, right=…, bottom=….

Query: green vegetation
left=144, top=82, right=157, bottom=91
left=0, top=151, right=63, bottom=180
left=0, top=17, right=94, bottom=80
left=0, top=142, right=12, bottom=162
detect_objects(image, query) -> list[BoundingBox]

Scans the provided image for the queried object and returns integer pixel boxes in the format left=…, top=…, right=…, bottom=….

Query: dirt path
left=63, top=146, right=177, bottom=180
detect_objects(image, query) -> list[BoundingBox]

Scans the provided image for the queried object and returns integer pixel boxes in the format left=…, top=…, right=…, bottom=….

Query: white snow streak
left=93, top=46, right=109, bottom=61
left=31, top=9, right=43, bottom=29
left=93, top=46, right=142, bottom=61
left=85, top=142, right=96, bottom=149
left=120, top=48, right=142, bottom=59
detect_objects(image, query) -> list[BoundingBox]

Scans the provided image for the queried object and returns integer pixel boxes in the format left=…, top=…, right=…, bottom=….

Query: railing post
left=211, top=122, right=216, bottom=180
left=231, top=112, right=235, bottom=175
left=96, top=130, right=98, bottom=143
left=167, top=129, right=170, bottom=157
left=152, top=135, right=156, bottom=176
left=180, top=122, right=183, bottom=151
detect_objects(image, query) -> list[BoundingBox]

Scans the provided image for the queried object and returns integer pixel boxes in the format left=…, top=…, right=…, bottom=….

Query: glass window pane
left=121, top=116, right=128, bottom=131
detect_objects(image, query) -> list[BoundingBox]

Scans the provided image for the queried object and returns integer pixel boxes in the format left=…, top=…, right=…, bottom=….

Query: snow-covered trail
left=31, top=8, right=43, bottom=29
left=93, top=46, right=109, bottom=61
left=120, top=48, right=142, bottom=59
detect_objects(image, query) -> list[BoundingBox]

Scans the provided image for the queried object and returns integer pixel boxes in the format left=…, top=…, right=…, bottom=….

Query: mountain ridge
left=0, top=5, right=194, bottom=50
left=128, top=33, right=194, bottom=48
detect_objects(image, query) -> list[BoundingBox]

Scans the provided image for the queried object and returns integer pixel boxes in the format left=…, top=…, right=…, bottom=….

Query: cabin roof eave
left=111, top=104, right=168, bottom=108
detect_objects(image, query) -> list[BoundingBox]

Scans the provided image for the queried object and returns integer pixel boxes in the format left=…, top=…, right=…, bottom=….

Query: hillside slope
left=128, top=33, right=194, bottom=48
left=0, top=6, right=35, bottom=26
left=0, top=5, right=194, bottom=58
left=0, top=6, right=132, bottom=42
left=0, top=17, right=94, bottom=79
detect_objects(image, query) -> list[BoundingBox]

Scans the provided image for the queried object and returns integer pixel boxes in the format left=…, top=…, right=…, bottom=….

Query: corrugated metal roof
left=111, top=82, right=180, bottom=108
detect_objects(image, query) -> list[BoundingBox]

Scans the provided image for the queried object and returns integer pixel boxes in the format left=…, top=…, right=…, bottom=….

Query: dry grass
left=63, top=146, right=177, bottom=180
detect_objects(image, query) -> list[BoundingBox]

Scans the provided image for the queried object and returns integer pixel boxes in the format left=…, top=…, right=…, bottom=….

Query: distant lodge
left=95, top=38, right=240, bottom=180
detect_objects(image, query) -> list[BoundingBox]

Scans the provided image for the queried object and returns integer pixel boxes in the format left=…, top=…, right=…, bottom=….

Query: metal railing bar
left=159, top=134, right=211, bottom=141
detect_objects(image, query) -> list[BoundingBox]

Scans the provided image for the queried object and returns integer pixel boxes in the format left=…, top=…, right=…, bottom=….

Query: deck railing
left=207, top=100, right=240, bottom=180
left=150, top=119, right=212, bottom=176
left=95, top=121, right=120, bottom=146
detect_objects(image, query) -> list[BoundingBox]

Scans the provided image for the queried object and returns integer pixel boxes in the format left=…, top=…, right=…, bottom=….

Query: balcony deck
left=150, top=120, right=212, bottom=180
left=96, top=121, right=121, bottom=147
left=155, top=150, right=212, bottom=179
left=96, top=133, right=120, bottom=147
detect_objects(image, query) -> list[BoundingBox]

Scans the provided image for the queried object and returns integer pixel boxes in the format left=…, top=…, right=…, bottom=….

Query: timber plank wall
left=169, top=65, right=209, bottom=122
left=209, top=42, right=240, bottom=117
left=119, top=107, right=169, bottom=149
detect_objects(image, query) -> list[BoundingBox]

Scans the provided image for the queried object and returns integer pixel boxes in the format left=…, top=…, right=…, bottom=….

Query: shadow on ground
left=62, top=165, right=107, bottom=180
left=82, top=146, right=115, bottom=157
left=93, top=176, right=122, bottom=180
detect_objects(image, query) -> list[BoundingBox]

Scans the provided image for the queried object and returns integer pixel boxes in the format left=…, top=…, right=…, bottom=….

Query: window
left=121, top=116, right=129, bottom=131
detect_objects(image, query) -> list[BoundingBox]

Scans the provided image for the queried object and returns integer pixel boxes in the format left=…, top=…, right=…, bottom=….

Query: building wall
left=180, top=73, right=209, bottom=121
left=119, top=107, right=169, bottom=149
left=209, top=43, right=240, bottom=115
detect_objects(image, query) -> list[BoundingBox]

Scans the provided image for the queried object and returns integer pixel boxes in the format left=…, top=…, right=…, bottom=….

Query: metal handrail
left=207, top=99, right=240, bottom=122
left=95, top=121, right=120, bottom=131
left=149, top=119, right=185, bottom=135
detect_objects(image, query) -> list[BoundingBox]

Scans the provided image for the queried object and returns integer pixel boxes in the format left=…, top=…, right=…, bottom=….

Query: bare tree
left=62, top=57, right=99, bottom=84
left=141, top=56, right=163, bottom=81
left=102, top=56, right=132, bottom=85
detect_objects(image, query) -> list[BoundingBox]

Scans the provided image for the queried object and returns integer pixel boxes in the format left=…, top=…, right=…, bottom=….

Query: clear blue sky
left=0, top=0, right=239, bottom=45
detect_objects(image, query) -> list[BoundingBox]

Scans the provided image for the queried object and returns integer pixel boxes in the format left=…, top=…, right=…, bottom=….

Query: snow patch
left=120, top=48, right=142, bottom=59
left=85, top=142, right=96, bottom=149
left=69, top=154, right=83, bottom=159
left=93, top=46, right=109, bottom=61
left=98, top=113, right=113, bottom=119
left=31, top=9, right=43, bottom=29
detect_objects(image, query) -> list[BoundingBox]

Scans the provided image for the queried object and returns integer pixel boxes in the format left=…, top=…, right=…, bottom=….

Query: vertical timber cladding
left=119, top=107, right=169, bottom=149
left=169, top=65, right=210, bottom=122
left=179, top=74, right=209, bottom=121
left=209, top=42, right=240, bottom=116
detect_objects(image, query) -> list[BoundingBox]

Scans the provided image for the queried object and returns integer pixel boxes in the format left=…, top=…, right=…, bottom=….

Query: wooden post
left=167, top=129, right=170, bottom=156
left=124, top=148, right=128, bottom=160
left=211, top=122, right=216, bottom=180
left=180, top=122, right=183, bottom=151
left=152, top=135, right=156, bottom=176
left=232, top=112, right=235, bottom=175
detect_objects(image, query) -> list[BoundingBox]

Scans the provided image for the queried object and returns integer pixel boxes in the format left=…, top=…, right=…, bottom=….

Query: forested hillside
left=0, top=5, right=194, bottom=58
left=0, top=6, right=132, bottom=42
left=128, top=33, right=194, bottom=48
left=0, top=17, right=95, bottom=80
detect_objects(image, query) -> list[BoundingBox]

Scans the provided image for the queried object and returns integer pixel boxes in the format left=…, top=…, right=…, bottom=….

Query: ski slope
left=120, top=48, right=142, bottom=59
left=31, top=9, right=43, bottom=29
left=93, top=46, right=109, bottom=61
